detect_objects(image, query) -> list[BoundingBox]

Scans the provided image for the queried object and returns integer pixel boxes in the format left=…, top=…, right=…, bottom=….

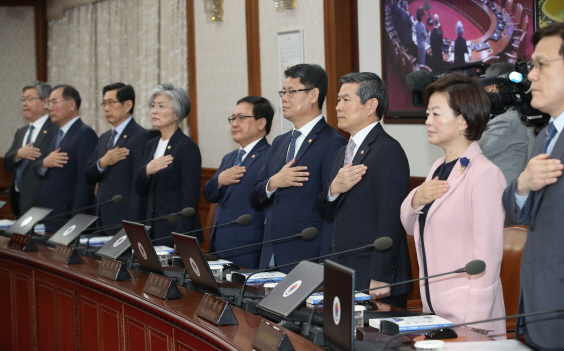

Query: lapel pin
left=167, top=145, right=171, bottom=150
left=123, top=135, right=127, bottom=138
left=308, top=139, right=312, bottom=143
left=43, top=130, right=47, bottom=134
left=361, top=150, right=365, bottom=155
left=252, top=155, right=255, bottom=158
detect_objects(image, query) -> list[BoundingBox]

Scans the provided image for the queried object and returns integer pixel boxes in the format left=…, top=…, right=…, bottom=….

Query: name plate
left=195, top=293, right=238, bottom=326
left=7, top=233, right=37, bottom=251
left=142, top=272, right=181, bottom=300
left=252, top=320, right=294, bottom=351
left=97, top=257, right=131, bottom=281
left=51, top=244, right=83, bottom=264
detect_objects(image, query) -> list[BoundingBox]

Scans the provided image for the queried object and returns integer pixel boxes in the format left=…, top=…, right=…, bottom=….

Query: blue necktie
left=233, top=149, right=246, bottom=166
left=543, top=122, right=557, bottom=154
left=107, top=129, right=117, bottom=150
left=286, top=130, right=302, bottom=163
left=15, top=125, right=35, bottom=190
left=55, top=129, right=64, bottom=149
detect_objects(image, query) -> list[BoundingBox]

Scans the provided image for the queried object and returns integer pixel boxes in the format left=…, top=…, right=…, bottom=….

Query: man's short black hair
left=53, top=84, right=81, bottom=110
left=103, top=82, right=136, bottom=114
left=236, top=96, right=275, bottom=135
left=284, top=64, right=328, bottom=110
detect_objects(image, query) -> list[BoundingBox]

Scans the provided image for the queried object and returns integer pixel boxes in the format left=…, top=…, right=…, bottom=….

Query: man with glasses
left=502, top=23, right=564, bottom=350
left=250, top=64, right=347, bottom=272
left=4, top=81, right=57, bottom=217
left=85, top=83, right=151, bottom=235
left=203, top=96, right=273, bottom=268
left=35, top=85, right=98, bottom=232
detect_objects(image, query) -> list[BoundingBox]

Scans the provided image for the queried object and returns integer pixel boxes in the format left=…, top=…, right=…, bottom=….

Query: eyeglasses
left=46, top=99, right=65, bottom=107
left=228, top=115, right=254, bottom=124
left=277, top=88, right=313, bottom=98
left=20, top=97, right=42, bottom=103
left=150, top=104, right=174, bottom=111
left=526, top=58, right=564, bottom=72
left=100, top=100, right=122, bottom=107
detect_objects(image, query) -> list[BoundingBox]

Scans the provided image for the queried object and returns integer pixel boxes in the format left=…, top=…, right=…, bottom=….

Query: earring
left=460, top=131, right=464, bottom=134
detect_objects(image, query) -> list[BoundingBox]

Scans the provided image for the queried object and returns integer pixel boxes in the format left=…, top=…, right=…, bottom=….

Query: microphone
left=381, top=306, right=564, bottom=350
left=301, top=260, right=486, bottom=338
left=206, top=224, right=316, bottom=257
left=177, top=214, right=252, bottom=238
left=234, top=236, right=393, bottom=308
left=42, top=195, right=123, bottom=221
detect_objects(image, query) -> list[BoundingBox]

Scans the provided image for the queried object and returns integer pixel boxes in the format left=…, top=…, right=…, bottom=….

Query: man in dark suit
left=429, top=14, right=444, bottom=74
left=319, top=72, right=412, bottom=308
left=502, top=23, right=564, bottom=350
left=204, top=96, right=273, bottom=268
left=35, top=85, right=98, bottom=232
left=85, top=83, right=151, bottom=235
left=4, top=81, right=57, bottom=217
left=250, top=64, right=347, bottom=272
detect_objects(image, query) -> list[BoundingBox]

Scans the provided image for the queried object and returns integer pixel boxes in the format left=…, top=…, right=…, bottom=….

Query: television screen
left=382, top=0, right=536, bottom=121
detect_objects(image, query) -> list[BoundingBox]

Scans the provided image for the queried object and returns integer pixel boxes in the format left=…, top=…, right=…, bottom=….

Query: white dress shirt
left=239, top=136, right=264, bottom=163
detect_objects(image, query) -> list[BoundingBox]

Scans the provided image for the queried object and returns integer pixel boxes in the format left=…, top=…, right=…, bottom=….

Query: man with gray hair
left=454, top=21, right=468, bottom=67
left=430, top=14, right=444, bottom=74
left=319, top=72, right=412, bottom=308
left=4, top=81, right=58, bottom=217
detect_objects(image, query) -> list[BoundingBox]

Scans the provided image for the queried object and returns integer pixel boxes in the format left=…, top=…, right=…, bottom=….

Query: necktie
left=286, top=130, right=302, bottom=163
left=233, top=149, right=246, bottom=166
left=343, top=138, right=357, bottom=166
left=55, top=129, right=64, bottom=149
left=15, top=125, right=35, bottom=190
left=107, top=129, right=117, bottom=149
left=543, top=122, right=557, bottom=154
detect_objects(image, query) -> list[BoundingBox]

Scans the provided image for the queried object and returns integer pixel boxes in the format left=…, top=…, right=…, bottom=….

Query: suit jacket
left=85, top=119, right=151, bottom=235
left=478, top=109, right=528, bottom=185
left=249, top=118, right=347, bottom=272
left=401, top=142, right=507, bottom=339
left=4, top=118, right=57, bottom=216
left=319, top=123, right=413, bottom=295
left=136, top=128, right=202, bottom=247
left=203, top=137, right=270, bottom=268
left=430, top=28, right=443, bottom=73
left=502, top=126, right=564, bottom=348
left=35, top=118, right=98, bottom=232
left=454, top=36, right=467, bottom=67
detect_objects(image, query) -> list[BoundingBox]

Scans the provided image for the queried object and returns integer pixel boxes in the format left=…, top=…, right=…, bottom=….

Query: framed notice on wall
left=277, top=29, right=304, bottom=134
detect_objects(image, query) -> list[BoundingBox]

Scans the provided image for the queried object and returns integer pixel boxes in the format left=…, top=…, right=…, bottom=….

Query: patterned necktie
left=107, top=129, right=117, bottom=149
left=15, top=125, right=35, bottom=189
left=55, top=129, right=64, bottom=149
left=286, top=130, right=302, bottom=163
left=543, top=122, right=557, bottom=154
left=233, top=149, right=246, bottom=166
left=343, top=138, right=357, bottom=166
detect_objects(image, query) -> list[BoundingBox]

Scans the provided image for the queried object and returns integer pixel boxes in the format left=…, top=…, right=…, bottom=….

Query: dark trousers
left=378, top=294, right=408, bottom=309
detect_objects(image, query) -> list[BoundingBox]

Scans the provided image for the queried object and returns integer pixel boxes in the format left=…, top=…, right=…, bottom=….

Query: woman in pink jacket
left=400, top=73, right=507, bottom=339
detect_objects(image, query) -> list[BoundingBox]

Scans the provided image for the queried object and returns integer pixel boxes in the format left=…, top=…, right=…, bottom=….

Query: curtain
left=48, top=0, right=188, bottom=134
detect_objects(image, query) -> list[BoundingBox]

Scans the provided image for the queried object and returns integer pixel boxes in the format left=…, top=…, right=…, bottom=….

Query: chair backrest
left=514, top=3, right=523, bottom=26
left=483, top=55, right=500, bottom=64
left=406, top=233, right=422, bottom=310
left=419, top=64, right=432, bottom=73
left=505, top=0, right=514, bottom=15
left=201, top=203, right=217, bottom=253
left=521, top=14, right=529, bottom=32
left=516, top=31, right=527, bottom=59
left=500, top=225, right=527, bottom=338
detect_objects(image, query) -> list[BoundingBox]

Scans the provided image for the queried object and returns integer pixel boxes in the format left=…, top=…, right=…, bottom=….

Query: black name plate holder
left=51, top=244, right=83, bottom=264
left=252, top=320, right=295, bottom=351
left=7, top=233, right=38, bottom=251
left=195, top=293, right=238, bottom=326
left=142, top=272, right=181, bottom=300
left=97, top=257, right=132, bottom=281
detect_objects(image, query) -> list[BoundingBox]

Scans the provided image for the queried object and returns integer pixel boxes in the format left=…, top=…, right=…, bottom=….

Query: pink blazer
left=401, top=142, right=507, bottom=339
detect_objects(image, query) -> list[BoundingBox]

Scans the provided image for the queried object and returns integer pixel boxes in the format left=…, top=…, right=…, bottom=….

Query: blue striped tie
left=543, top=122, right=557, bottom=154
left=233, top=149, right=246, bottom=166
left=55, top=129, right=64, bottom=149
left=286, top=130, right=302, bottom=163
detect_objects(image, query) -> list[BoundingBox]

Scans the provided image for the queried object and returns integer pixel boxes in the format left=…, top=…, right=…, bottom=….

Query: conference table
left=0, top=236, right=492, bottom=350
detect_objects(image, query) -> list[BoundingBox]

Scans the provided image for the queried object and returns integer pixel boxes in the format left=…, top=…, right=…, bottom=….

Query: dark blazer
left=4, top=117, right=57, bottom=217
left=35, top=118, right=98, bottom=232
left=454, top=36, right=467, bottom=67
left=136, top=128, right=202, bottom=247
left=85, top=118, right=151, bottom=235
left=204, top=137, right=270, bottom=268
left=250, top=118, right=347, bottom=272
left=502, top=126, right=564, bottom=349
left=319, top=123, right=412, bottom=294
left=430, top=27, right=444, bottom=73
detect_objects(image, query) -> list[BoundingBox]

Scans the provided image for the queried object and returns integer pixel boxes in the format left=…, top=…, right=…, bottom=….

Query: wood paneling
left=78, top=297, right=99, bottom=351
left=0, top=267, right=14, bottom=350
left=186, top=0, right=198, bottom=145
left=36, top=280, right=56, bottom=351
left=55, top=288, right=77, bottom=351
left=246, top=0, right=261, bottom=96
left=124, top=305, right=173, bottom=351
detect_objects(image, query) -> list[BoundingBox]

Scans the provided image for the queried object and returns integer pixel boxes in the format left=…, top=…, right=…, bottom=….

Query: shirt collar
left=113, top=116, right=133, bottom=136
left=550, top=111, right=564, bottom=134
left=60, top=116, right=81, bottom=134
left=240, top=136, right=264, bottom=154
left=350, top=121, right=379, bottom=147
left=293, top=114, right=324, bottom=137
left=31, top=114, right=49, bottom=129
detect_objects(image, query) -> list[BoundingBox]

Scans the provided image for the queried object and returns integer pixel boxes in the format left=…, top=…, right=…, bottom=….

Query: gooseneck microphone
left=234, top=236, right=393, bottom=308
left=42, top=195, right=124, bottom=222
left=382, top=306, right=564, bottom=350
left=207, top=224, right=317, bottom=257
left=178, top=214, right=253, bottom=238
